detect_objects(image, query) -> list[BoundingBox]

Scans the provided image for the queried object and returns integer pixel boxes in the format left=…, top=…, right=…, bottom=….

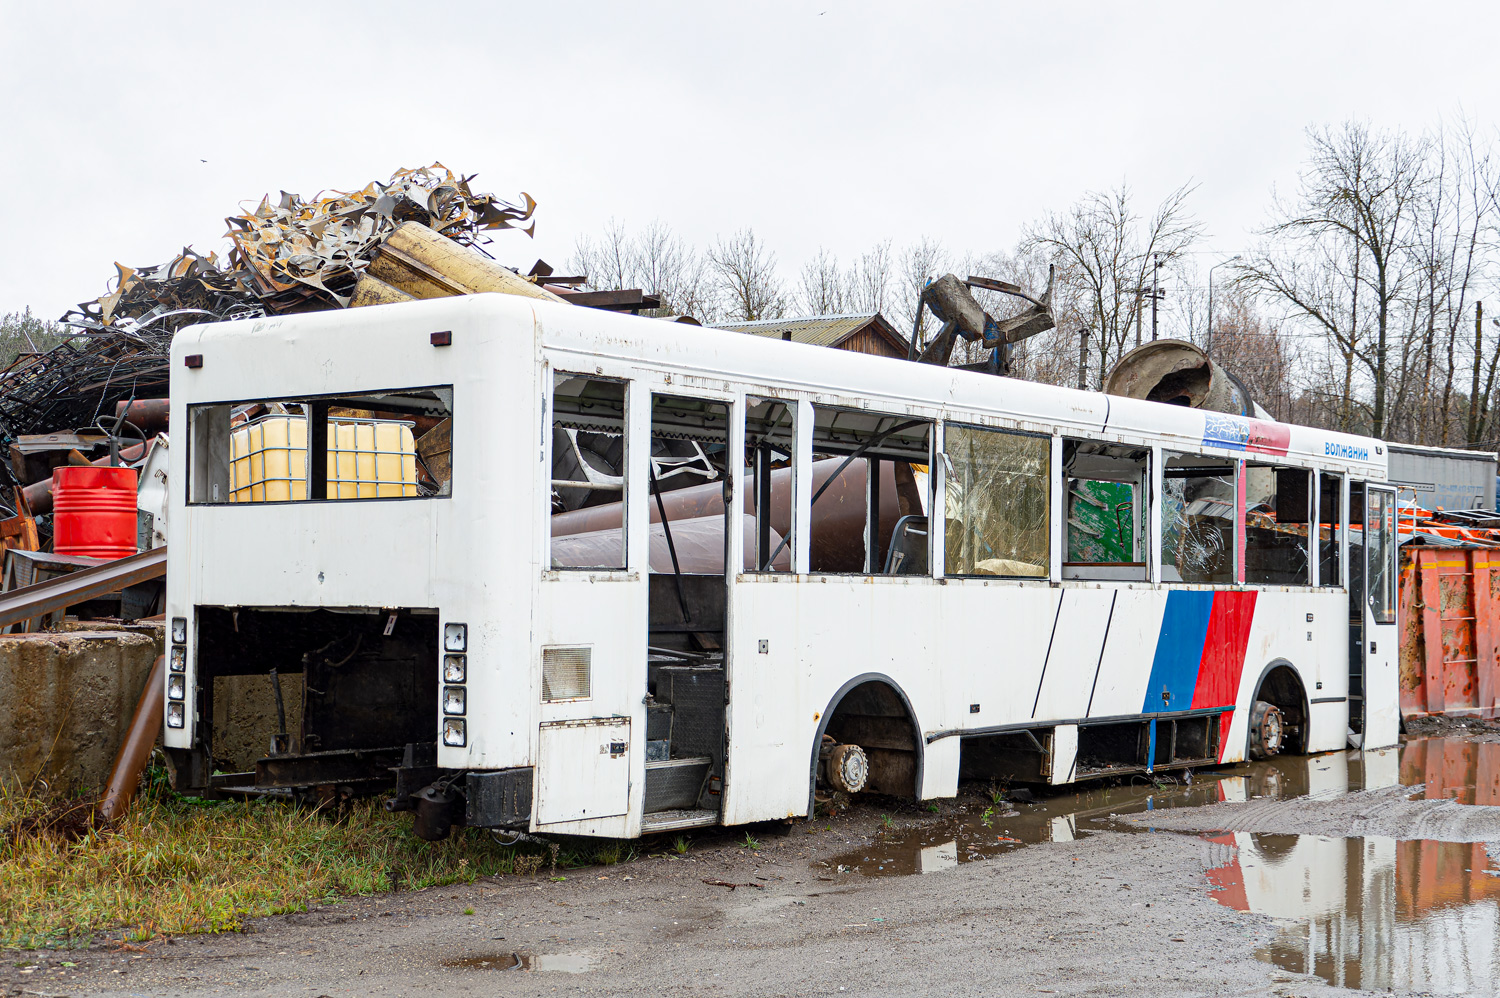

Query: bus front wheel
left=1248, top=700, right=1285, bottom=760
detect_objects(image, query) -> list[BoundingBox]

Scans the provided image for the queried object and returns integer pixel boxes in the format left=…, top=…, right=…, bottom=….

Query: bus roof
left=173, top=292, right=1387, bottom=478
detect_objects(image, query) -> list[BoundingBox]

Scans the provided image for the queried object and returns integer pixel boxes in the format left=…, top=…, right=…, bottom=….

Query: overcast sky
left=3, top=1, right=1497, bottom=321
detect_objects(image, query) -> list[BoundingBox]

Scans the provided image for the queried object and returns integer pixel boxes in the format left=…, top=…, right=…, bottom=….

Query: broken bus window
left=942, top=424, right=1049, bottom=578
left=187, top=386, right=452, bottom=505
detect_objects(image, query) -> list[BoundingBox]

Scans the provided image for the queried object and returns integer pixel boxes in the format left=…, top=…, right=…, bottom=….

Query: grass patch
left=0, top=770, right=564, bottom=950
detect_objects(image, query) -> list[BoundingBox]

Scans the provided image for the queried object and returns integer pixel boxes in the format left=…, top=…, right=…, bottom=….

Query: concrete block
left=0, top=622, right=165, bottom=793
left=213, top=673, right=305, bottom=773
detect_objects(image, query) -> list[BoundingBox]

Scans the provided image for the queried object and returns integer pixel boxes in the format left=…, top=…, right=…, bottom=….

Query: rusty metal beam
left=0, top=545, right=166, bottom=630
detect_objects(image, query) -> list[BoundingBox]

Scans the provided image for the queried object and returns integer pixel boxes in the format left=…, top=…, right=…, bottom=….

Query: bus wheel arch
left=1247, top=659, right=1309, bottom=759
left=807, top=674, right=924, bottom=812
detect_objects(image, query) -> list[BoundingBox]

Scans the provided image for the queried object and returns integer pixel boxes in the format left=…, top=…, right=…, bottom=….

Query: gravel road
left=2, top=796, right=1380, bottom=998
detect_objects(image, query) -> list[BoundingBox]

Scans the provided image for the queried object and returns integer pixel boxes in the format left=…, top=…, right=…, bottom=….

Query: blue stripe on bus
left=1142, top=589, right=1215, bottom=713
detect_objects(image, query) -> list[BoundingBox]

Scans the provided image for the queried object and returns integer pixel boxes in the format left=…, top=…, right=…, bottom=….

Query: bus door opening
left=642, top=393, right=731, bottom=819
left=1350, top=482, right=1399, bottom=748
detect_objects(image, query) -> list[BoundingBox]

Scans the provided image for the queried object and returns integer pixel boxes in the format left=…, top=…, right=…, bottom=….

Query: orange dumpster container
left=1400, top=546, right=1500, bottom=717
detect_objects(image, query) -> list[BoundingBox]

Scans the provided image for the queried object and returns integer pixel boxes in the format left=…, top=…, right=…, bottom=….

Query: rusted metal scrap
left=225, top=163, right=537, bottom=310
left=911, top=267, right=1056, bottom=373
left=62, top=163, right=537, bottom=332
left=0, top=331, right=171, bottom=489
left=7, top=166, right=537, bottom=488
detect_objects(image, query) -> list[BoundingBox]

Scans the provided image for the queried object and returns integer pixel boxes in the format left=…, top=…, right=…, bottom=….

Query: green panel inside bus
left=1068, top=480, right=1134, bottom=562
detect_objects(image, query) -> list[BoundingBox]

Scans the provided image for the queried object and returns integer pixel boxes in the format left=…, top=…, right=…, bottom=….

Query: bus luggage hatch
left=536, top=718, right=631, bottom=825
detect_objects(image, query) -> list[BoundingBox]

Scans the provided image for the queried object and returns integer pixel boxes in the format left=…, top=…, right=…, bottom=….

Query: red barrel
left=53, top=466, right=139, bottom=560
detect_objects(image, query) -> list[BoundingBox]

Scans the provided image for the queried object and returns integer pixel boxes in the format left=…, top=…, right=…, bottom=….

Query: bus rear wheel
left=1248, top=700, right=1285, bottom=760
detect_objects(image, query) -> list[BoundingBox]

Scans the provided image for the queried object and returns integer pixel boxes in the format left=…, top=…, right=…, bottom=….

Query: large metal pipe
left=550, top=458, right=913, bottom=572
left=1104, top=339, right=1266, bottom=417
left=113, top=399, right=170, bottom=436
left=551, top=513, right=790, bottom=573
left=98, top=653, right=165, bottom=823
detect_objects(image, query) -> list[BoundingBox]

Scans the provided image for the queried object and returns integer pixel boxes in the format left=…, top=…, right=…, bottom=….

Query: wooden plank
left=1476, top=550, right=1497, bottom=712
left=1419, top=548, right=1446, bottom=713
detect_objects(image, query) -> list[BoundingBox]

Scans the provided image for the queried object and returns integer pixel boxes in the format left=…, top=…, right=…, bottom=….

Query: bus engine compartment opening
left=168, top=606, right=440, bottom=802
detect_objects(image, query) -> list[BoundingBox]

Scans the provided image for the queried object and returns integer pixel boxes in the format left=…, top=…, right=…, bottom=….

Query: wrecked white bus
left=162, top=293, right=1400, bottom=840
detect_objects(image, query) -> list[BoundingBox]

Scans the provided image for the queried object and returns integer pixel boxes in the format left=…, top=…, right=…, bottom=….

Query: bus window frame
left=1315, top=471, right=1346, bottom=589
left=1159, top=451, right=1239, bottom=587
left=1060, top=437, right=1152, bottom=583
left=546, top=371, right=631, bottom=574
left=1242, top=461, right=1314, bottom=588
left=939, top=421, right=1052, bottom=581
left=185, top=384, right=453, bottom=507
left=805, top=403, right=934, bottom=579
left=742, top=395, right=798, bottom=574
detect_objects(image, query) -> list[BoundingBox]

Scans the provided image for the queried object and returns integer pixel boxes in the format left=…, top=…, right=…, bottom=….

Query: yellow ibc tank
left=230, top=415, right=418, bottom=502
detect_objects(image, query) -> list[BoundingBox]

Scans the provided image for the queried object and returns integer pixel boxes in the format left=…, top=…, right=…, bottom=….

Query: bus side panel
left=1030, top=589, right=1116, bottom=720
left=934, top=581, right=1056, bottom=730
left=1224, top=590, right=1350, bottom=761
left=725, top=578, right=1065, bottom=824
left=1081, top=589, right=1170, bottom=719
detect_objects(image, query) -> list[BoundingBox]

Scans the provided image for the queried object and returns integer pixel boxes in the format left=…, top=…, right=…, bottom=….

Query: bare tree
left=794, top=240, right=894, bottom=319
left=571, top=218, right=633, bottom=293
left=1022, top=182, right=1203, bottom=387
left=796, top=248, right=847, bottom=315
left=630, top=220, right=710, bottom=318
left=846, top=240, right=893, bottom=315
left=1238, top=123, right=1429, bottom=437
left=893, top=237, right=951, bottom=343
left=708, top=229, right=786, bottom=322
left=570, top=219, right=710, bottom=319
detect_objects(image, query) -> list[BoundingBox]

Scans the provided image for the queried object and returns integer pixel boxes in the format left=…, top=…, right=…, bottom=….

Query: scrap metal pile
left=0, top=164, right=544, bottom=494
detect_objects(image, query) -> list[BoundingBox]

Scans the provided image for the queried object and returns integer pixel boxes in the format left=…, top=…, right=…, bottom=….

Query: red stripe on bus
left=1190, top=590, right=1258, bottom=755
left=1246, top=420, right=1290, bottom=456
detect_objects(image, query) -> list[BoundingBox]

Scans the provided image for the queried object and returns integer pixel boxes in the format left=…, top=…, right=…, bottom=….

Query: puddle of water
left=826, top=744, right=1401, bottom=877
left=1402, top=735, right=1500, bottom=805
left=1206, top=832, right=1500, bottom=994
left=829, top=733, right=1500, bottom=878
left=445, top=951, right=596, bottom=973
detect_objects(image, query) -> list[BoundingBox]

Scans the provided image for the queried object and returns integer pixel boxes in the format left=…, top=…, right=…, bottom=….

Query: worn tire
left=1247, top=699, right=1285, bottom=760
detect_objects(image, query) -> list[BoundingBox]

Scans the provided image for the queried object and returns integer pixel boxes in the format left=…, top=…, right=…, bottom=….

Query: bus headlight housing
left=171, top=617, right=187, bottom=645
left=170, top=646, right=186, bottom=672
left=442, top=686, right=467, bottom=716
left=443, top=654, right=466, bottom=684
left=166, top=702, right=185, bottom=728
left=442, top=718, right=466, bottom=747
left=167, top=675, right=186, bottom=700
left=443, top=622, right=467, bottom=652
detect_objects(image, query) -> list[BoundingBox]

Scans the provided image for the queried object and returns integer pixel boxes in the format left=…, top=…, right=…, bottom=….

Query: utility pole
left=1077, top=327, right=1090, bottom=391
left=1150, top=254, right=1162, bottom=341
left=1134, top=293, right=1142, bottom=348
left=1470, top=301, right=1484, bottom=447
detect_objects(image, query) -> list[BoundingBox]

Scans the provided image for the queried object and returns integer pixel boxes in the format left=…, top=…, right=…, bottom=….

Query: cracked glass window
left=942, top=425, right=1049, bottom=578
left=1161, top=454, right=1236, bottom=584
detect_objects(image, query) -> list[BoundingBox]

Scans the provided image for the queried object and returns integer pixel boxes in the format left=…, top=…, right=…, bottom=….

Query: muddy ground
left=7, top=733, right=1500, bottom=998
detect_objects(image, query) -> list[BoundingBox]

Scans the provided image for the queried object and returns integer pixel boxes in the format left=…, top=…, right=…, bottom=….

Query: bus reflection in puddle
left=826, top=745, right=1401, bottom=877
left=1207, top=833, right=1500, bottom=993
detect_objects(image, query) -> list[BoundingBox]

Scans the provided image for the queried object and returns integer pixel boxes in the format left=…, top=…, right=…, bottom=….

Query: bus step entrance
left=641, top=808, right=719, bottom=833
left=643, top=662, right=725, bottom=818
